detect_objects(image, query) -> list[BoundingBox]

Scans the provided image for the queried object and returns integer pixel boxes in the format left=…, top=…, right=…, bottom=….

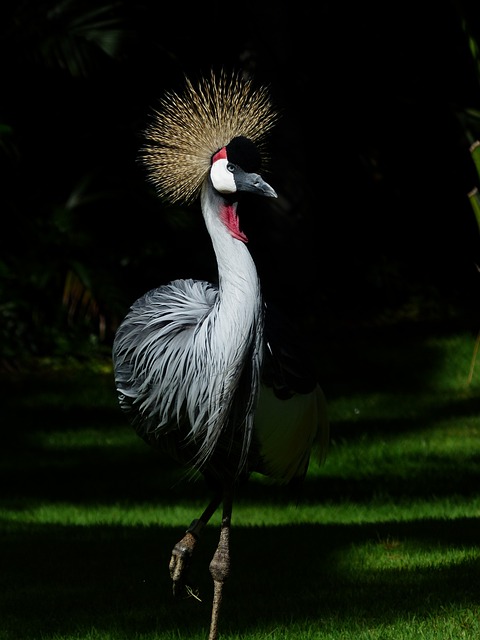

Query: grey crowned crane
left=112, top=70, right=329, bottom=640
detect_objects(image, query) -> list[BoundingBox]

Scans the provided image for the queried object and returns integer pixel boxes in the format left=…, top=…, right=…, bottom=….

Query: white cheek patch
left=210, top=158, right=236, bottom=193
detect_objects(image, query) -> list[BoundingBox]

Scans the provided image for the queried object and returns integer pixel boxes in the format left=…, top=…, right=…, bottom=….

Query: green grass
left=1, top=331, right=480, bottom=639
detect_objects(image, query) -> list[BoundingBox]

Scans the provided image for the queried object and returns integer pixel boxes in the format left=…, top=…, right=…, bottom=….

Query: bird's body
left=112, top=71, right=328, bottom=640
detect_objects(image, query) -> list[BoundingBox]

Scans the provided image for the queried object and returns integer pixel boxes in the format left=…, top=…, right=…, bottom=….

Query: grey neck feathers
left=197, top=180, right=264, bottom=474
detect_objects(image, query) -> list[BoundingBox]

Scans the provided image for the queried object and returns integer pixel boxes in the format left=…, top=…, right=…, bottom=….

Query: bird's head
left=141, top=71, right=279, bottom=206
left=210, top=136, right=277, bottom=200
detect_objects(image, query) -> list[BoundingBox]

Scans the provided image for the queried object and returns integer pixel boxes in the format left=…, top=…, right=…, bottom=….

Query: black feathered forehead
left=225, top=136, right=262, bottom=173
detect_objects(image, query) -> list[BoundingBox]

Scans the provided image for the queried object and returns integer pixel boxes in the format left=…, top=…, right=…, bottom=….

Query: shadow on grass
left=2, top=403, right=480, bottom=505
left=1, top=517, right=479, bottom=639
left=329, top=394, right=480, bottom=443
left=316, top=328, right=473, bottom=396
left=1, top=334, right=479, bottom=638
left=2, top=441, right=480, bottom=510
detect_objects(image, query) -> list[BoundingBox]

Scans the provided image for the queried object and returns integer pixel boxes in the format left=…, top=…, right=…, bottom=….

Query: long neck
left=200, top=180, right=261, bottom=316
left=198, top=179, right=264, bottom=474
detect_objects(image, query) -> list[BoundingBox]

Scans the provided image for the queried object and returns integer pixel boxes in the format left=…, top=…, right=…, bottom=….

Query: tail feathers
left=254, top=383, right=329, bottom=484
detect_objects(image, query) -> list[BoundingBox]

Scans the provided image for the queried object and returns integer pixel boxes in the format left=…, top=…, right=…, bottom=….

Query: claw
left=169, top=531, right=198, bottom=597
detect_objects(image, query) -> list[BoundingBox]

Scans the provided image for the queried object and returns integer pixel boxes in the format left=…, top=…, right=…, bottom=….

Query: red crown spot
left=212, top=147, right=227, bottom=163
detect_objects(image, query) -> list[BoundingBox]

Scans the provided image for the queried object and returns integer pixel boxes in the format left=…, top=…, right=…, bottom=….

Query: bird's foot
left=169, top=531, right=197, bottom=597
left=169, top=519, right=205, bottom=599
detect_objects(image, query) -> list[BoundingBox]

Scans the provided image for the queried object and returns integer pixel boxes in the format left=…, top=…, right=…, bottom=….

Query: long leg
left=169, top=491, right=222, bottom=597
left=208, top=486, right=233, bottom=640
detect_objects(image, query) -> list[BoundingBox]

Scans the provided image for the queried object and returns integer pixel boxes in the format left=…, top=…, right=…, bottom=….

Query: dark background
left=2, top=0, right=480, bottom=364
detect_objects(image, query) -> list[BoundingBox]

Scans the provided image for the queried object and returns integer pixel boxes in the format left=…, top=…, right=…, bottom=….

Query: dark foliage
left=2, top=0, right=480, bottom=364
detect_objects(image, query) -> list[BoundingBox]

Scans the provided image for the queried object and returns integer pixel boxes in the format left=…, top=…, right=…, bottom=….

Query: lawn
left=1, top=330, right=480, bottom=639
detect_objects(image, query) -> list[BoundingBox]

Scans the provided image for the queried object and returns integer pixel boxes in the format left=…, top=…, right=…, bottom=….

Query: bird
left=112, top=69, right=329, bottom=640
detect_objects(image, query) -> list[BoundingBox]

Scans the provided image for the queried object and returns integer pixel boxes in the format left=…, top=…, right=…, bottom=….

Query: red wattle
left=220, top=204, right=248, bottom=243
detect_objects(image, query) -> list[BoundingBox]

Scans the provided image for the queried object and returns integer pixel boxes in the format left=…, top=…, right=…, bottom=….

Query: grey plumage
left=113, top=275, right=263, bottom=478
left=111, top=70, right=329, bottom=640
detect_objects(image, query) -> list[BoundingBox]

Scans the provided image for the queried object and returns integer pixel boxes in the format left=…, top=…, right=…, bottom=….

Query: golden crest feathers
left=141, top=70, right=278, bottom=205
